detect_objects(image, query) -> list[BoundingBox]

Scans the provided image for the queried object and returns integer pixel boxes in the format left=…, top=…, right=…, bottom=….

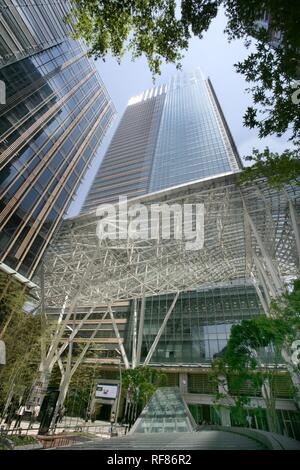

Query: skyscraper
left=42, top=65, right=300, bottom=439
left=0, top=4, right=116, bottom=281
left=82, top=69, right=241, bottom=213
left=0, top=0, right=73, bottom=68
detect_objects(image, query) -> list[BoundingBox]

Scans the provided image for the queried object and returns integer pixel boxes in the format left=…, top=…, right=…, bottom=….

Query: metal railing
left=0, top=419, right=126, bottom=439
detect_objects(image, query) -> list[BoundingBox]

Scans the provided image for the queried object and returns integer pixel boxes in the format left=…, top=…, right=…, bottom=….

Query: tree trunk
left=261, top=379, right=280, bottom=434
left=51, top=371, right=72, bottom=428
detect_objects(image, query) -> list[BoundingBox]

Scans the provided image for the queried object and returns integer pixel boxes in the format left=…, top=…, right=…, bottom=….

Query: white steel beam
left=143, top=291, right=179, bottom=366
left=253, top=254, right=276, bottom=301
left=71, top=310, right=109, bottom=374
left=243, top=205, right=284, bottom=296
left=41, top=175, right=299, bottom=374
left=250, top=272, right=269, bottom=315
left=136, top=295, right=146, bottom=366
left=131, top=299, right=138, bottom=369
left=108, top=305, right=130, bottom=369
left=289, top=200, right=300, bottom=268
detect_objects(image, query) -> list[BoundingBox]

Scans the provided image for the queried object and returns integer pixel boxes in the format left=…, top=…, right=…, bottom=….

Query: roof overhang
left=42, top=173, right=299, bottom=308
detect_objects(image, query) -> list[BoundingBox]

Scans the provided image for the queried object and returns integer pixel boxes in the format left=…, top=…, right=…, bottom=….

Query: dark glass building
left=82, top=69, right=242, bottom=212
left=0, top=0, right=73, bottom=68
left=0, top=37, right=115, bottom=280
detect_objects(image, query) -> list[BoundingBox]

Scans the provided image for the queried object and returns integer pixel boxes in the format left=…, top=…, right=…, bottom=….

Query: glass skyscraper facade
left=0, top=0, right=73, bottom=68
left=149, top=71, right=240, bottom=192
left=82, top=69, right=241, bottom=212
left=0, top=6, right=115, bottom=280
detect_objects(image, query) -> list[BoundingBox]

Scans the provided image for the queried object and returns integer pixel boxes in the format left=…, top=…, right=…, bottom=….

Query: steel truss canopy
left=42, top=173, right=300, bottom=309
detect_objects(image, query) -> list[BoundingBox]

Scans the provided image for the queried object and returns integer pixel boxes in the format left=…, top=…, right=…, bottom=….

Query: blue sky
left=67, top=10, right=290, bottom=217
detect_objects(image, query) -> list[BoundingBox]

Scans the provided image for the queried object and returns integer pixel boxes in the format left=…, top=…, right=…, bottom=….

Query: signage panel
left=95, top=384, right=118, bottom=399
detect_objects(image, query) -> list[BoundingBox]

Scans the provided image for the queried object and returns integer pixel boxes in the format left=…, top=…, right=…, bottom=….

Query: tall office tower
left=82, top=69, right=241, bottom=212
left=0, top=12, right=115, bottom=281
left=0, top=0, right=73, bottom=68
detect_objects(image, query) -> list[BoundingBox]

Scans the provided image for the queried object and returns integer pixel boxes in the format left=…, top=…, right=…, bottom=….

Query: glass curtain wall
left=0, top=39, right=115, bottom=278
left=129, top=283, right=264, bottom=365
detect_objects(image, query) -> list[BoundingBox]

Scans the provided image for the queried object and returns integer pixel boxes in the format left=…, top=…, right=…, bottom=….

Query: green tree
left=238, top=147, right=300, bottom=189
left=63, top=364, right=97, bottom=418
left=223, top=1, right=300, bottom=141
left=211, top=279, right=300, bottom=433
left=122, top=366, right=166, bottom=424
left=211, top=318, right=288, bottom=433
left=0, top=273, right=46, bottom=416
left=68, top=0, right=189, bottom=76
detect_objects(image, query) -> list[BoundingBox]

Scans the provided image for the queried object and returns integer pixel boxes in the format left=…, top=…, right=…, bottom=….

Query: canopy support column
left=131, top=299, right=138, bottom=369
left=136, top=296, right=146, bottom=366
left=108, top=305, right=130, bottom=369
left=143, top=291, right=179, bottom=367
left=243, top=204, right=284, bottom=297
left=288, top=199, right=300, bottom=268
left=250, top=272, right=269, bottom=315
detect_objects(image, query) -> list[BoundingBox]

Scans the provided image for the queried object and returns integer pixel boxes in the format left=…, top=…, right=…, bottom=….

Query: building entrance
left=97, top=403, right=112, bottom=421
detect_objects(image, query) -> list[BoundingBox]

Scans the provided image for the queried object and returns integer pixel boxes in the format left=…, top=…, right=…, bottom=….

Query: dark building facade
left=82, top=69, right=241, bottom=213
left=0, top=24, right=115, bottom=281
left=0, top=0, right=73, bottom=68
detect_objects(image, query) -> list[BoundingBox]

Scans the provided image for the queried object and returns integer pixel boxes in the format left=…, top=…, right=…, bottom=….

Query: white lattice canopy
left=41, top=174, right=299, bottom=309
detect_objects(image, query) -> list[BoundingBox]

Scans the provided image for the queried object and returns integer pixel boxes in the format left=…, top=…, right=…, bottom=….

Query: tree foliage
left=68, top=0, right=300, bottom=183
left=0, top=273, right=25, bottom=332
left=68, top=0, right=189, bottom=76
left=122, top=366, right=166, bottom=407
left=211, top=278, right=300, bottom=431
left=228, top=2, right=300, bottom=141
left=211, top=322, right=281, bottom=432
left=63, top=364, right=97, bottom=418
left=0, top=274, right=45, bottom=412
left=185, top=1, right=300, bottom=145
left=238, top=147, right=300, bottom=189
left=220, top=278, right=300, bottom=372
left=223, top=317, right=295, bottom=370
